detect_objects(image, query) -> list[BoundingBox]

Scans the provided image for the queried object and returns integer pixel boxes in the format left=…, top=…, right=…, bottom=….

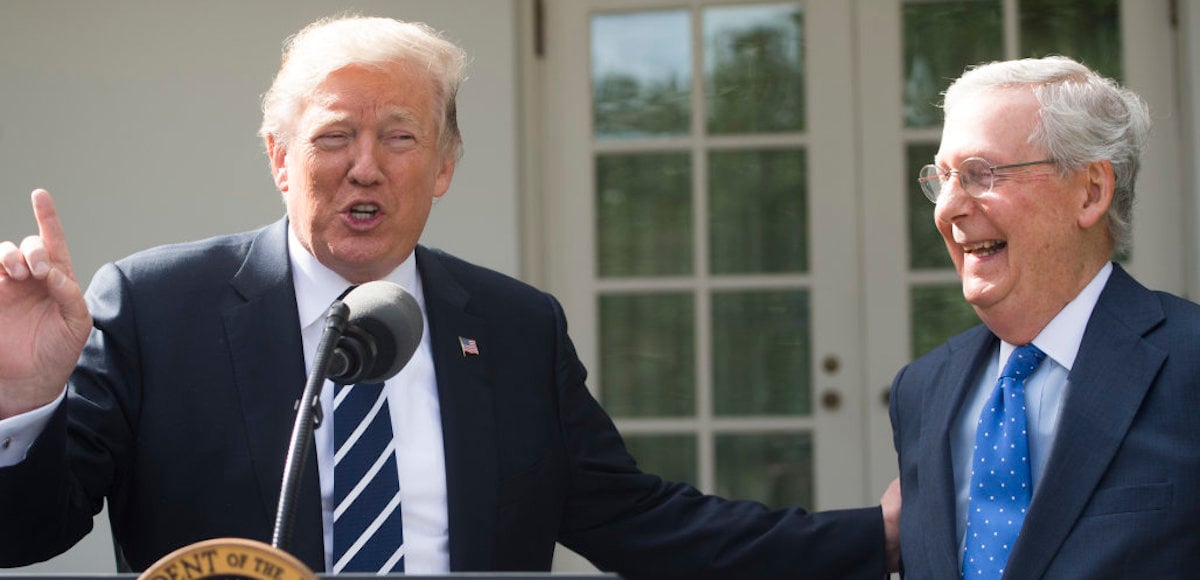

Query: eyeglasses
left=918, top=157, right=1057, bottom=203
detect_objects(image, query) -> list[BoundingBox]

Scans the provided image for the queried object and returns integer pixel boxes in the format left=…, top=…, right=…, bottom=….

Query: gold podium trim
left=138, top=538, right=316, bottom=580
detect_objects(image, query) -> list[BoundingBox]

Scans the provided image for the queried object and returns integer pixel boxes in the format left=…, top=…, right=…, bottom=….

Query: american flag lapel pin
left=458, top=336, right=480, bottom=357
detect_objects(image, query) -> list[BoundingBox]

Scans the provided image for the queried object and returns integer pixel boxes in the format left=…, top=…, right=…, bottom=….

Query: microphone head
left=335, top=281, right=424, bottom=384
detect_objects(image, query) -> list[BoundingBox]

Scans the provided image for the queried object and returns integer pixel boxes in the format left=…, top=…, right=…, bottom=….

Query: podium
left=122, top=537, right=619, bottom=580
left=14, top=576, right=619, bottom=579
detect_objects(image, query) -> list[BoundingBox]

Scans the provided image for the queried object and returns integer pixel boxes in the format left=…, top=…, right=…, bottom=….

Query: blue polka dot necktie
left=962, top=344, right=1046, bottom=579
left=333, top=382, right=405, bottom=573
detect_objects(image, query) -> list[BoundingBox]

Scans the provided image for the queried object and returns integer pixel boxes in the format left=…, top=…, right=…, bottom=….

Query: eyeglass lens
left=919, top=158, right=995, bottom=202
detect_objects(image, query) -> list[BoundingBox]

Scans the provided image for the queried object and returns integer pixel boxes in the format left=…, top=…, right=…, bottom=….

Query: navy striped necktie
left=962, top=344, right=1046, bottom=578
left=333, top=381, right=405, bottom=573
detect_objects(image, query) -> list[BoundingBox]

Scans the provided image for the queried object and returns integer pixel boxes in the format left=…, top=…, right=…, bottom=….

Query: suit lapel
left=416, top=247, right=498, bottom=571
left=221, top=218, right=325, bottom=571
left=1007, top=265, right=1165, bottom=579
left=919, top=326, right=998, bottom=578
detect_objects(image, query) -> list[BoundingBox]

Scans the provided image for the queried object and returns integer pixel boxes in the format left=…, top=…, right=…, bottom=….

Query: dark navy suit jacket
left=890, top=264, right=1200, bottom=578
left=0, top=218, right=885, bottom=579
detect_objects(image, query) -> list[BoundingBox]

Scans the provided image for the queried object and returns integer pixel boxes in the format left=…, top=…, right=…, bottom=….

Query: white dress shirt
left=287, top=228, right=450, bottom=573
left=0, top=390, right=64, bottom=466
left=951, top=262, right=1113, bottom=561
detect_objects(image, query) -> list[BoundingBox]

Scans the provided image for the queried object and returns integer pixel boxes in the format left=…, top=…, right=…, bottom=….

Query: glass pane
left=601, top=293, right=696, bottom=417
left=624, top=434, right=698, bottom=486
left=596, top=153, right=693, bottom=277
left=911, top=284, right=981, bottom=358
left=907, top=143, right=953, bottom=269
left=704, top=3, right=805, bottom=134
left=709, top=149, right=808, bottom=274
left=903, top=0, right=1003, bottom=127
left=713, top=290, right=811, bottom=416
left=592, top=10, right=691, bottom=139
left=1020, top=0, right=1121, bottom=81
left=716, top=432, right=813, bottom=508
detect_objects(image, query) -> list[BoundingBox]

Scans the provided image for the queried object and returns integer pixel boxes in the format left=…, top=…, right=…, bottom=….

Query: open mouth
left=963, top=239, right=1006, bottom=257
left=347, top=203, right=379, bottom=221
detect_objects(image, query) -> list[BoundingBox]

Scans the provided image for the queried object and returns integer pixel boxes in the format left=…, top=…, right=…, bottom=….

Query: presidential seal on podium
left=138, top=538, right=316, bottom=580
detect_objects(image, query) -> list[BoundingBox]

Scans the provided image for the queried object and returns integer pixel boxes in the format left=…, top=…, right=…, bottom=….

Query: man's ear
left=1078, top=160, right=1115, bottom=229
left=432, top=152, right=457, bottom=200
left=267, top=134, right=288, bottom=192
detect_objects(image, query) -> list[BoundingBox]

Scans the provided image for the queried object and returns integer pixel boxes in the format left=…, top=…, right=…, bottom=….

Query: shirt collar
left=999, top=261, right=1113, bottom=372
left=287, top=225, right=422, bottom=331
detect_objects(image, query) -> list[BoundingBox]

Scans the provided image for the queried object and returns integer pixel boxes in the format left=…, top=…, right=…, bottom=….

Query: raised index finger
left=30, top=188, right=76, bottom=280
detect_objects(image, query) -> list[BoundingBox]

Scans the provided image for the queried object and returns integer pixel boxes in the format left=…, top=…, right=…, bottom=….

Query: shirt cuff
left=0, top=388, right=67, bottom=467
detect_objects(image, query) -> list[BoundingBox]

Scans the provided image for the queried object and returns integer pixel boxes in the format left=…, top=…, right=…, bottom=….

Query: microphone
left=271, top=281, right=423, bottom=553
left=327, top=281, right=424, bottom=384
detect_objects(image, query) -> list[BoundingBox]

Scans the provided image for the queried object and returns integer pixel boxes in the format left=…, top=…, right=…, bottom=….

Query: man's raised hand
left=0, top=189, right=91, bottom=418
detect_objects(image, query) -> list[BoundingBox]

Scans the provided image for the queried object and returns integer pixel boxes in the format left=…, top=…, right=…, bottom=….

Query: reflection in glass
left=1020, top=0, right=1121, bottom=81
left=907, top=144, right=953, bottom=269
left=601, top=293, right=696, bottom=417
left=592, top=10, right=691, bottom=138
left=716, top=432, right=813, bottom=508
left=596, top=153, right=693, bottom=277
left=624, top=434, right=698, bottom=486
left=704, top=3, right=805, bottom=134
left=911, top=285, right=980, bottom=358
left=710, top=149, right=808, bottom=274
left=713, top=290, right=811, bottom=416
left=903, top=0, right=1003, bottom=127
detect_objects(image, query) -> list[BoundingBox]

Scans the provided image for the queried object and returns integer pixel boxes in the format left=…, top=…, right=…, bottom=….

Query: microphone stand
left=271, top=300, right=350, bottom=552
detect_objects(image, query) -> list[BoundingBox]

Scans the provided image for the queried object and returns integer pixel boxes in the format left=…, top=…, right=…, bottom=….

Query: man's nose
left=934, top=171, right=974, bottom=220
left=348, top=139, right=385, bottom=186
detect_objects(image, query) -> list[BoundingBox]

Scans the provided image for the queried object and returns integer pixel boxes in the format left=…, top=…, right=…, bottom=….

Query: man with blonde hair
left=0, top=15, right=898, bottom=578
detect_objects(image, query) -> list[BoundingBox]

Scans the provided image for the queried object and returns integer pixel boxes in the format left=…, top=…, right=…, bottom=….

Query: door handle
left=820, top=389, right=842, bottom=411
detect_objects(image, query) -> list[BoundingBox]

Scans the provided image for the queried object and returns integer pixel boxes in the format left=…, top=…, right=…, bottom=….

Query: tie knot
left=1001, top=343, right=1046, bottom=381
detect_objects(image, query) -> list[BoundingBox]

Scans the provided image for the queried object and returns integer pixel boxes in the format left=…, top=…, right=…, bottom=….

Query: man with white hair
left=0, top=15, right=899, bottom=578
left=890, top=55, right=1200, bottom=578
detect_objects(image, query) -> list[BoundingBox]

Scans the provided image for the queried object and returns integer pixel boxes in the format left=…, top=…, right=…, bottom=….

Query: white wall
left=0, top=0, right=519, bottom=573
left=1184, top=0, right=1200, bottom=299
